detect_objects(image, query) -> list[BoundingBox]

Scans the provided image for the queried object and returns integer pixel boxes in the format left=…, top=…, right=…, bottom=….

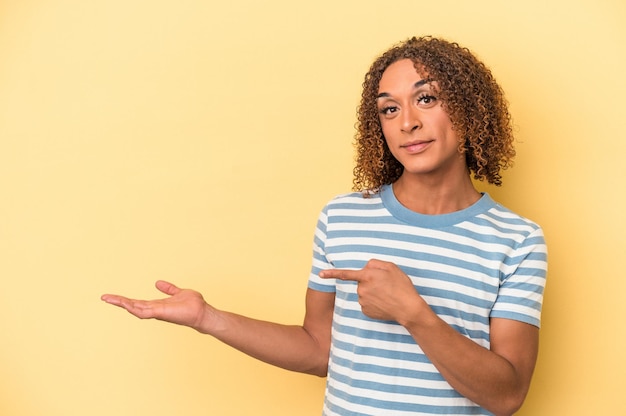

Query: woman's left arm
left=320, top=259, right=539, bottom=416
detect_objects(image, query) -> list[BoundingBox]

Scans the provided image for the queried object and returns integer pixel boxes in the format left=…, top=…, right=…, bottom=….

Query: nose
left=400, top=106, right=421, bottom=133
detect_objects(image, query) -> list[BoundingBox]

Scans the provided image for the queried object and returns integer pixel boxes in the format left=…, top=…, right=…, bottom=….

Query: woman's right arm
left=101, top=281, right=335, bottom=377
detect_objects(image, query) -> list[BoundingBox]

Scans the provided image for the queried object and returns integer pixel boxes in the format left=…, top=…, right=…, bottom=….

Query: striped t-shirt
left=308, top=184, right=547, bottom=416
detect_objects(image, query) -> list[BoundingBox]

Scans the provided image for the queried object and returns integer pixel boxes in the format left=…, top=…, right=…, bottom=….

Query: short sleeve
left=490, top=227, right=548, bottom=327
left=307, top=204, right=336, bottom=293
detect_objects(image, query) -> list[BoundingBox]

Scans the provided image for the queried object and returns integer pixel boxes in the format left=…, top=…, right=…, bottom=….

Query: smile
left=400, top=140, right=434, bottom=153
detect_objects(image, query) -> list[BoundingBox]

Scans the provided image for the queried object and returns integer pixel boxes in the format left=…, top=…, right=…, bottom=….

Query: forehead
left=378, top=59, right=429, bottom=92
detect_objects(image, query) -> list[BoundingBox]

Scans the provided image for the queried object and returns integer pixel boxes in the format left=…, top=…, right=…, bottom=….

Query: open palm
left=101, top=280, right=209, bottom=331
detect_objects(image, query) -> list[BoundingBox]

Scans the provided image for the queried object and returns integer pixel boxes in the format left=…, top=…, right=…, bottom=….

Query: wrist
left=195, top=304, right=222, bottom=335
left=396, top=295, right=437, bottom=329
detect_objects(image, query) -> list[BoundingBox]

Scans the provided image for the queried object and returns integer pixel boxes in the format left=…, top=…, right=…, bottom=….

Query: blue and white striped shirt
left=308, top=184, right=547, bottom=415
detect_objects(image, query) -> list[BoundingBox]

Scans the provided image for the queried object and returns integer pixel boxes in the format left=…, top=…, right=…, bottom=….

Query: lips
left=400, top=140, right=434, bottom=153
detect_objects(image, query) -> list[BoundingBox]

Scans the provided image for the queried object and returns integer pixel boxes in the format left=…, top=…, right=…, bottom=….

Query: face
left=376, top=59, right=466, bottom=181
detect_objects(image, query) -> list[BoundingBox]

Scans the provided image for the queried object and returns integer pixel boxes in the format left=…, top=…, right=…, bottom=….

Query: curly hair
left=353, top=36, right=515, bottom=192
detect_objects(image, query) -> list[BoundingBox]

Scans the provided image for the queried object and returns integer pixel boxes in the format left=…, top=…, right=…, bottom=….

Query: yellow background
left=1, top=0, right=624, bottom=415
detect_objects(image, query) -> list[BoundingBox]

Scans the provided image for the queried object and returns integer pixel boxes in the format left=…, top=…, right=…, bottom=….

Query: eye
left=379, top=105, right=398, bottom=116
left=418, top=94, right=437, bottom=106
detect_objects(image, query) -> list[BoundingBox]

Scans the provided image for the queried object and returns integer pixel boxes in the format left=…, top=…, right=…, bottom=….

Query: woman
left=102, top=36, right=547, bottom=416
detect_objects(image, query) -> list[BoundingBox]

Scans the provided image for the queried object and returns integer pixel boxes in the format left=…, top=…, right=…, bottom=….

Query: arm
left=320, top=260, right=538, bottom=416
left=403, top=308, right=538, bottom=415
left=101, top=281, right=335, bottom=377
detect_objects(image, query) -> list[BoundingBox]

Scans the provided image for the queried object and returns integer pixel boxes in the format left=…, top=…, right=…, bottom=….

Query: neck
left=392, top=172, right=481, bottom=215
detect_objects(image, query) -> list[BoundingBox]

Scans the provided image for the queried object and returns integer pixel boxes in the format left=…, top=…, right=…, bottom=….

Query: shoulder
left=320, top=190, right=386, bottom=217
left=327, top=190, right=373, bottom=203
left=480, top=196, right=544, bottom=237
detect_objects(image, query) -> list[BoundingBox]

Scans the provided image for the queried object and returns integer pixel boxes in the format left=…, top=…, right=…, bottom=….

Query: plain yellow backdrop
left=1, top=0, right=624, bottom=415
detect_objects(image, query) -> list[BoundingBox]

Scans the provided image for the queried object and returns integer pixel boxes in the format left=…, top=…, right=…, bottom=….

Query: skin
left=102, top=281, right=335, bottom=377
left=101, top=58, right=538, bottom=416
left=321, top=60, right=539, bottom=415
left=375, top=59, right=482, bottom=214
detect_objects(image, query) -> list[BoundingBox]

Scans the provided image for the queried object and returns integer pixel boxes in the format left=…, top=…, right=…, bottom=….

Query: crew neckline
left=380, top=184, right=495, bottom=228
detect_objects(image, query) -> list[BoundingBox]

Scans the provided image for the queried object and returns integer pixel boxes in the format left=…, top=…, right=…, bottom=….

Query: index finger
left=319, top=268, right=362, bottom=282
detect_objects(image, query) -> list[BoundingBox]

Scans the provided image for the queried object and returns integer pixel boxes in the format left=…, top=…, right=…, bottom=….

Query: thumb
left=155, top=280, right=180, bottom=296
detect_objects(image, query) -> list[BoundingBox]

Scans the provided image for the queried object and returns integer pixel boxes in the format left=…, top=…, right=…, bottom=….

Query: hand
left=101, top=280, right=212, bottom=332
left=319, top=259, right=424, bottom=323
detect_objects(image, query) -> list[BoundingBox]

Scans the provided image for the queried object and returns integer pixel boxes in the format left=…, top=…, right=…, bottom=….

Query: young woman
left=102, top=36, right=547, bottom=416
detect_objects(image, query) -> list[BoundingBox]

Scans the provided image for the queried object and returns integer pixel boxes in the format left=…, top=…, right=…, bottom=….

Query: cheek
left=434, top=115, right=458, bottom=142
left=382, top=136, right=402, bottom=162
left=380, top=128, right=398, bottom=154
left=379, top=119, right=395, bottom=141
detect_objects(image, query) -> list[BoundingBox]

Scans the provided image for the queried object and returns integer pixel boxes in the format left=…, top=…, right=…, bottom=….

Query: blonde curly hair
left=353, top=36, right=515, bottom=192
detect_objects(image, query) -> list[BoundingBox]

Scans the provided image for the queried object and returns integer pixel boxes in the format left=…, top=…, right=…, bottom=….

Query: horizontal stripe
left=309, top=186, right=547, bottom=415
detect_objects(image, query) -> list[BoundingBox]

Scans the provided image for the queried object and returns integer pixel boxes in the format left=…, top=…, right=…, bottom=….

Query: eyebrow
left=376, top=78, right=432, bottom=99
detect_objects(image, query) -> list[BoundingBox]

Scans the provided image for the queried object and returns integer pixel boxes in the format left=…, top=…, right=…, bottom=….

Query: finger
left=102, top=295, right=159, bottom=318
left=100, top=294, right=128, bottom=307
left=319, top=269, right=362, bottom=282
left=122, top=300, right=159, bottom=319
left=101, top=294, right=139, bottom=311
left=365, top=258, right=392, bottom=270
left=155, top=280, right=180, bottom=296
